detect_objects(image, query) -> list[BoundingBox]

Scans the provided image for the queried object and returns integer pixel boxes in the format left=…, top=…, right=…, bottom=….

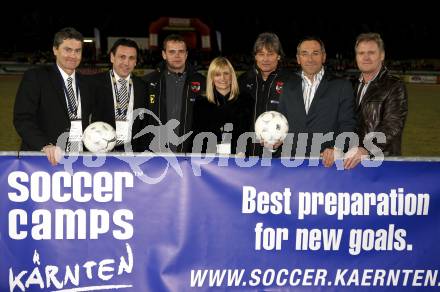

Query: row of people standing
left=13, top=30, right=194, bottom=162
left=190, top=31, right=408, bottom=168
left=194, top=33, right=289, bottom=157
left=13, top=27, right=407, bottom=169
left=13, top=29, right=271, bottom=162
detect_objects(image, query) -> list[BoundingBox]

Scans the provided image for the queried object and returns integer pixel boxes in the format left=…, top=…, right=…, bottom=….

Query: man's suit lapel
left=77, top=73, right=93, bottom=126
left=103, top=71, right=114, bottom=97
left=49, top=65, right=70, bottom=119
left=292, top=81, right=307, bottom=127
left=307, top=76, right=328, bottom=119
left=104, top=72, right=116, bottom=123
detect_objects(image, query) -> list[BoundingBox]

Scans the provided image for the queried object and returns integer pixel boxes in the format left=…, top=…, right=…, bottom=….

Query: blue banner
left=1, top=155, right=439, bottom=291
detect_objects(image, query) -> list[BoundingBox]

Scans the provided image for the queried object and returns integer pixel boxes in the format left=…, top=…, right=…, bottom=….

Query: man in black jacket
left=238, top=32, right=296, bottom=157
left=344, top=33, right=408, bottom=169
left=14, top=27, right=93, bottom=165
left=143, top=34, right=205, bottom=153
left=92, top=38, right=148, bottom=152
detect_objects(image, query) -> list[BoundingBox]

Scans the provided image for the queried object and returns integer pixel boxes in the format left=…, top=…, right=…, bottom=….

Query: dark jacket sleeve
left=337, top=80, right=357, bottom=134
left=13, top=69, right=49, bottom=150
left=234, top=93, right=253, bottom=136
left=333, top=79, right=356, bottom=151
left=89, top=74, right=115, bottom=127
left=191, top=97, right=218, bottom=153
left=373, top=80, right=408, bottom=151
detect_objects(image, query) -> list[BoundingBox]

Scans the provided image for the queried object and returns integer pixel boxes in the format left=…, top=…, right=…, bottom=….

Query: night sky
left=1, top=8, right=439, bottom=60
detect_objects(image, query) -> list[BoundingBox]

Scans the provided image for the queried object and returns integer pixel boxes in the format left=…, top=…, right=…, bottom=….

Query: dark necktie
left=356, top=81, right=366, bottom=106
left=66, top=76, right=81, bottom=152
left=117, top=78, right=128, bottom=119
left=66, top=76, right=78, bottom=119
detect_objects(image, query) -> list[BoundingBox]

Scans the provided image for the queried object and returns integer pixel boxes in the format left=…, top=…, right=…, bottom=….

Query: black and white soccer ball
left=83, top=122, right=116, bottom=153
left=255, top=111, right=289, bottom=147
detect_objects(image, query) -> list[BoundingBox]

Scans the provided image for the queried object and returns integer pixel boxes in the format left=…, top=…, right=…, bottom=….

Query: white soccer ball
left=83, top=122, right=116, bottom=153
left=255, top=111, right=289, bottom=149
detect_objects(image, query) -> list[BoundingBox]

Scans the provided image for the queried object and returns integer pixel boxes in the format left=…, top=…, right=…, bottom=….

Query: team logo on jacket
left=149, top=94, right=155, bottom=104
left=191, top=81, right=201, bottom=93
left=275, top=81, right=284, bottom=94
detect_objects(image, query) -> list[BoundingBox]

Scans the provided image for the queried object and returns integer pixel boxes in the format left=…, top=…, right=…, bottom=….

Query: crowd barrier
left=1, top=153, right=439, bottom=291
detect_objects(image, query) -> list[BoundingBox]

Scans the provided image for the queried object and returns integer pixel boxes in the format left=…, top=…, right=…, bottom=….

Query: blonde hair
left=206, top=57, right=239, bottom=104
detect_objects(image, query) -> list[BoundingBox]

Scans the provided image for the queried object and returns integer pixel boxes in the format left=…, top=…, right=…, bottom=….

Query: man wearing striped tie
left=91, top=38, right=148, bottom=152
left=14, top=27, right=94, bottom=165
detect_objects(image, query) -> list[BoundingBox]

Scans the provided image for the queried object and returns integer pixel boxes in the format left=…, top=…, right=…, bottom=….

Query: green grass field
left=402, top=84, right=440, bottom=156
left=0, top=76, right=22, bottom=150
left=1, top=75, right=439, bottom=156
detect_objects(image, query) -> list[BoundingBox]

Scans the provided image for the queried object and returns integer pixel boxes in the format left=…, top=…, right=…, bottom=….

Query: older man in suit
left=91, top=38, right=148, bottom=152
left=278, top=37, right=356, bottom=167
left=14, top=27, right=93, bottom=165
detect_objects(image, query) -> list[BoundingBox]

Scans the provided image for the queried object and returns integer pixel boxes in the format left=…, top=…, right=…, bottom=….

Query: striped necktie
left=66, top=76, right=78, bottom=119
left=117, top=78, right=128, bottom=119
left=66, top=76, right=81, bottom=152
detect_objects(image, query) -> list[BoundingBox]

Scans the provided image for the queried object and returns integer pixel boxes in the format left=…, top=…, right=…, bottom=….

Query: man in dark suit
left=278, top=37, right=356, bottom=167
left=92, top=38, right=148, bottom=152
left=14, top=27, right=93, bottom=165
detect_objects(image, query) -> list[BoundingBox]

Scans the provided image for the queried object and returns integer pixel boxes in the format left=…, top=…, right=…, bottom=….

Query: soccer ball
left=255, top=111, right=289, bottom=150
left=83, top=122, right=116, bottom=153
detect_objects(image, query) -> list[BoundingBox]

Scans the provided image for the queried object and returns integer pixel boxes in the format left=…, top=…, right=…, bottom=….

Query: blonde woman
left=193, top=57, right=253, bottom=155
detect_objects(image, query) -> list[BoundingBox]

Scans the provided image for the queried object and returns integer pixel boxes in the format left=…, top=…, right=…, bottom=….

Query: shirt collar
left=166, top=69, right=186, bottom=79
left=57, top=64, right=75, bottom=82
left=301, top=67, right=325, bottom=84
left=113, top=70, right=130, bottom=82
left=359, top=65, right=382, bottom=84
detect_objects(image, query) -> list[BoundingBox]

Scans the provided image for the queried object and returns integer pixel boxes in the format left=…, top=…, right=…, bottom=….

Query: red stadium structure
left=149, top=17, right=211, bottom=52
